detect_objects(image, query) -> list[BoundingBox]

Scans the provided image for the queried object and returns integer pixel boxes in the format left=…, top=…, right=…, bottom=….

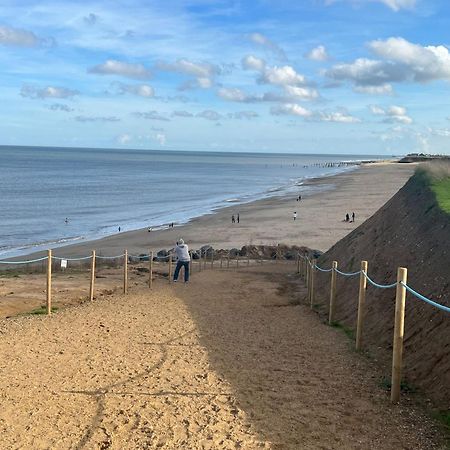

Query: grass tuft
left=330, top=321, right=355, bottom=340
left=26, top=305, right=58, bottom=315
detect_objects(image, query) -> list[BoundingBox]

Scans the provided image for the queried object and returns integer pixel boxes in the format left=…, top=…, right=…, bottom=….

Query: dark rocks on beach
left=200, top=245, right=213, bottom=256
left=228, top=248, right=240, bottom=257
left=157, top=249, right=168, bottom=257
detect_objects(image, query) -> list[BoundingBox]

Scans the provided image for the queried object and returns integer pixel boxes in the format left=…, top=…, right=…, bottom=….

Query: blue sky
left=1, top=0, right=449, bottom=154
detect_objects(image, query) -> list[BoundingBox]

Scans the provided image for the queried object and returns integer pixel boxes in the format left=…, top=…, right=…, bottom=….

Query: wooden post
left=89, top=250, right=96, bottom=301
left=124, top=250, right=128, bottom=294
left=168, top=252, right=172, bottom=282
left=211, top=250, right=214, bottom=269
left=236, top=257, right=239, bottom=269
left=189, top=251, right=193, bottom=276
left=46, top=249, right=52, bottom=315
left=296, top=253, right=300, bottom=274
left=391, top=267, right=407, bottom=403
left=203, top=251, right=207, bottom=270
left=328, top=261, right=338, bottom=324
left=306, top=259, right=310, bottom=288
left=149, top=251, right=153, bottom=289
left=247, top=255, right=250, bottom=266
left=227, top=254, right=230, bottom=268
left=355, top=261, right=368, bottom=350
left=220, top=257, right=223, bottom=268
left=310, top=259, right=316, bottom=308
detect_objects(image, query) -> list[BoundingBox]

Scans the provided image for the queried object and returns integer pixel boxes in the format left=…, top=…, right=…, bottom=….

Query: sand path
left=0, top=263, right=444, bottom=449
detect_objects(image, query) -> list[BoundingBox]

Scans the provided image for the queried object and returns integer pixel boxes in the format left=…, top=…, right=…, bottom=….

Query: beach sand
left=46, top=162, right=416, bottom=259
left=0, top=263, right=445, bottom=449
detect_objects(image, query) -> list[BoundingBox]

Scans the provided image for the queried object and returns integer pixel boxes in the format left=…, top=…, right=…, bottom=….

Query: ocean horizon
left=0, top=146, right=385, bottom=258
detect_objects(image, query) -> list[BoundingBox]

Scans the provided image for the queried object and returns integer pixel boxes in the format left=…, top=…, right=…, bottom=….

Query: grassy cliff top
left=416, top=162, right=450, bottom=215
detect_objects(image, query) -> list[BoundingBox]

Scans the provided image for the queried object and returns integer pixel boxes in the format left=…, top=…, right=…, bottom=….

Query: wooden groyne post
left=310, top=258, right=316, bottom=308
left=168, top=252, right=172, bottom=282
left=391, top=267, right=407, bottom=403
left=329, top=261, right=338, bottom=324
left=89, top=250, right=96, bottom=301
left=355, top=260, right=368, bottom=350
left=46, top=249, right=52, bottom=315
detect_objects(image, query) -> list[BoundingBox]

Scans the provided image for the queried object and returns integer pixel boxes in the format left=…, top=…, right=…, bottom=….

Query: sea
left=0, top=146, right=384, bottom=258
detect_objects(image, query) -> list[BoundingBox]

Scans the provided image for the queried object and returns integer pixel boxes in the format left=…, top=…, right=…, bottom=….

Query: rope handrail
left=96, top=254, right=126, bottom=260
left=335, top=268, right=361, bottom=277
left=362, top=271, right=397, bottom=289
left=315, top=265, right=332, bottom=273
left=0, top=256, right=49, bottom=265
left=52, top=256, right=92, bottom=261
left=401, top=282, right=450, bottom=313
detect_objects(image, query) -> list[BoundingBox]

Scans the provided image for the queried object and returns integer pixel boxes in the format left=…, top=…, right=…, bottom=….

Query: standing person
left=352, top=212, right=355, bottom=222
left=173, top=238, right=190, bottom=283
left=237, top=213, right=240, bottom=224
left=345, top=213, right=349, bottom=222
left=231, top=215, right=235, bottom=223
left=293, top=211, right=297, bottom=221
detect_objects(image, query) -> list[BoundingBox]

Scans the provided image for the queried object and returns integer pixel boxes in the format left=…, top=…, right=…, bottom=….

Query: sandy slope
left=0, top=263, right=445, bottom=449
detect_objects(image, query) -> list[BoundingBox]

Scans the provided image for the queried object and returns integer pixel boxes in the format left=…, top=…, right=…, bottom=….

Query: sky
left=0, top=0, right=450, bottom=155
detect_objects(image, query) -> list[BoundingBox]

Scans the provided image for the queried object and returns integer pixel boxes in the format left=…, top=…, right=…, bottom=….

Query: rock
left=157, top=249, right=168, bottom=257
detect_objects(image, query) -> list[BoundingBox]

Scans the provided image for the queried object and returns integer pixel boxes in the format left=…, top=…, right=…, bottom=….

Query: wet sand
left=42, top=162, right=416, bottom=258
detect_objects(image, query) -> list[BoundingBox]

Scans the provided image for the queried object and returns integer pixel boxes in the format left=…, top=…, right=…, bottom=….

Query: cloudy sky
left=1, top=0, right=450, bottom=154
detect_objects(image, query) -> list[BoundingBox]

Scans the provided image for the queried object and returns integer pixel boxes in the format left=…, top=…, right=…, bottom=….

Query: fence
left=0, top=248, right=281, bottom=317
left=296, top=253, right=449, bottom=403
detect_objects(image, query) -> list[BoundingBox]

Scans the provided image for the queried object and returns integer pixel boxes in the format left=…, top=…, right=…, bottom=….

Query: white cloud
left=133, top=111, right=170, bottom=121
left=324, top=0, right=416, bottom=11
left=242, top=55, right=266, bottom=71
left=317, top=111, right=361, bottom=123
left=89, top=60, right=152, bottom=79
left=305, top=45, right=329, bottom=61
left=354, top=84, right=393, bottom=95
left=369, top=104, right=412, bottom=123
left=118, top=84, right=155, bottom=97
left=271, top=103, right=312, bottom=117
left=172, top=110, right=194, bottom=117
left=326, top=38, right=450, bottom=90
left=83, top=13, right=99, bottom=25
left=230, top=111, right=259, bottom=120
left=156, top=133, right=166, bottom=145
left=48, top=103, right=74, bottom=112
left=20, top=85, right=79, bottom=99
left=0, top=25, right=53, bottom=47
left=157, top=59, right=220, bottom=90
left=284, top=85, right=319, bottom=101
left=259, top=65, right=306, bottom=86
left=196, top=110, right=223, bottom=121
left=75, top=116, right=120, bottom=122
left=217, top=87, right=250, bottom=102
left=428, top=127, right=450, bottom=137
left=248, top=32, right=286, bottom=60
left=117, top=134, right=132, bottom=144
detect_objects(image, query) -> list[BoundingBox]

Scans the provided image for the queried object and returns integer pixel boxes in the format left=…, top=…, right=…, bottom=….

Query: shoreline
left=2, top=161, right=415, bottom=261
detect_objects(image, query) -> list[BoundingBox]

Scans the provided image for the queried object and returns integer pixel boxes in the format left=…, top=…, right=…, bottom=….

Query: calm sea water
left=0, top=146, right=382, bottom=258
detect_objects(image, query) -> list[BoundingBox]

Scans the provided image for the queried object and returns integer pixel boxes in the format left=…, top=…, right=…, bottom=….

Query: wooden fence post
left=89, top=250, right=96, bottom=301
left=168, top=252, right=172, bottom=282
left=306, top=258, right=310, bottom=289
left=391, top=267, right=407, bottom=403
left=203, top=251, right=207, bottom=270
left=310, top=259, right=316, bottom=308
left=247, top=255, right=250, bottom=266
left=189, top=251, right=193, bottom=276
left=296, top=253, right=300, bottom=274
left=236, top=256, right=239, bottom=269
left=355, top=260, right=368, bottom=350
left=220, top=256, right=223, bottom=268
left=329, top=261, right=338, bottom=324
left=211, top=250, right=214, bottom=269
left=124, top=250, right=128, bottom=294
left=47, top=249, right=52, bottom=315
left=149, top=251, right=153, bottom=288
left=227, top=254, right=230, bottom=268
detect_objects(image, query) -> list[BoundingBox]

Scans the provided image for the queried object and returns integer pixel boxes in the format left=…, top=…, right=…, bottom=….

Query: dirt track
left=0, top=263, right=445, bottom=449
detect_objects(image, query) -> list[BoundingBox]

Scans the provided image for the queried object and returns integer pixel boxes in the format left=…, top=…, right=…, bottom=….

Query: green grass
left=434, top=410, right=450, bottom=431
left=330, top=321, right=355, bottom=340
left=378, top=376, right=416, bottom=394
left=430, top=177, right=450, bottom=214
left=25, top=305, right=58, bottom=315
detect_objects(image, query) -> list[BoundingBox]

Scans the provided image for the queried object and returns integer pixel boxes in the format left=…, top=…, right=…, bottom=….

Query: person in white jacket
left=173, top=238, right=191, bottom=282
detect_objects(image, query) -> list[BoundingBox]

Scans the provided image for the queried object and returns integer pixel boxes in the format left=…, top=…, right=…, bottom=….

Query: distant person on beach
left=64, top=218, right=69, bottom=224
left=345, top=213, right=349, bottom=222
left=237, top=213, right=240, bottom=224
left=293, top=211, right=297, bottom=221
left=298, top=195, right=302, bottom=201
left=118, top=226, right=121, bottom=232
left=231, top=215, right=235, bottom=223
left=173, top=238, right=190, bottom=283
left=352, top=212, right=355, bottom=222
left=148, top=227, right=152, bottom=232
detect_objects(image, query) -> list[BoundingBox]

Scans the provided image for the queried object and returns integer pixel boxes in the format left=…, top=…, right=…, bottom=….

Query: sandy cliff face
left=314, top=172, right=450, bottom=408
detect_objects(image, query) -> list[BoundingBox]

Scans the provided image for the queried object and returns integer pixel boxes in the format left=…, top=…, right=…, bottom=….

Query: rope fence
left=295, top=252, right=448, bottom=404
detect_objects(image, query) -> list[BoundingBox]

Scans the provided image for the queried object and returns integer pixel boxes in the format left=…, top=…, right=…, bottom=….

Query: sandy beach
left=38, top=162, right=416, bottom=259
